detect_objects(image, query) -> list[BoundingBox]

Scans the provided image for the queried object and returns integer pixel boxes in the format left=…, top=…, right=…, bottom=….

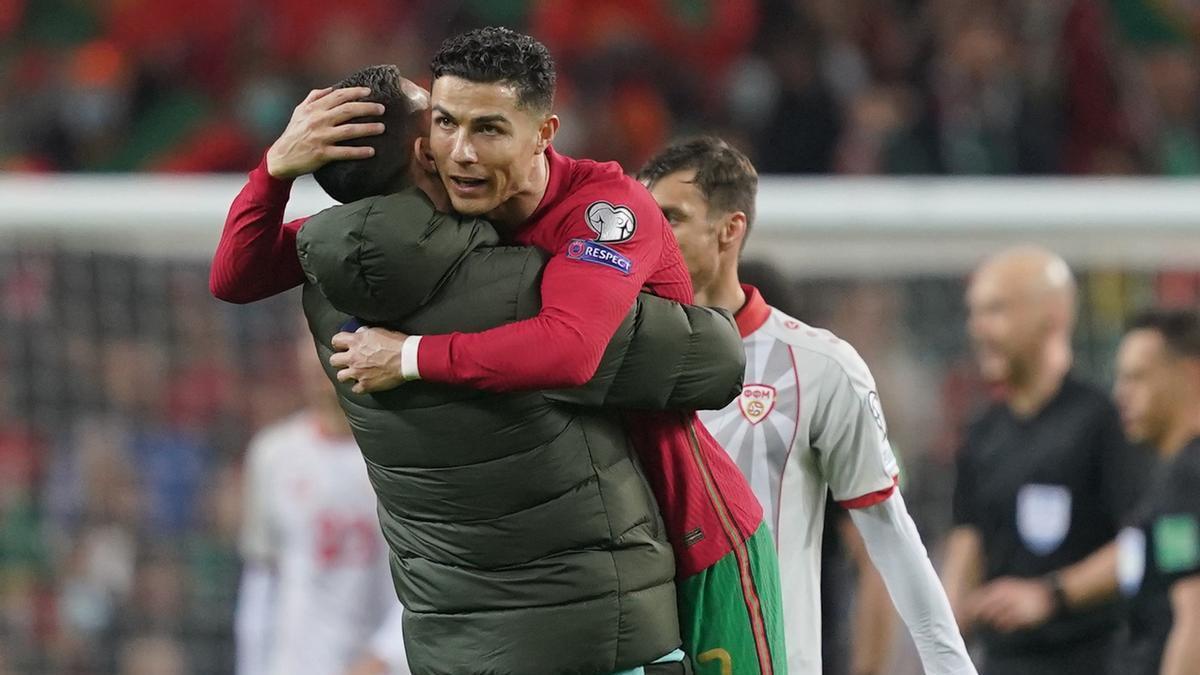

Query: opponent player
left=214, top=30, right=786, bottom=674
left=638, top=136, right=975, bottom=675
left=236, top=337, right=408, bottom=675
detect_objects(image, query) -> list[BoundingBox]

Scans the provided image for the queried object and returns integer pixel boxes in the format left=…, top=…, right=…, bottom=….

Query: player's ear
left=535, top=115, right=559, bottom=154
left=414, top=136, right=436, bottom=174
left=718, top=211, right=748, bottom=253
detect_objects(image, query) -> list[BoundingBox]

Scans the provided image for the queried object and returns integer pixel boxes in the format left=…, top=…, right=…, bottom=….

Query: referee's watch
left=1043, top=571, right=1070, bottom=617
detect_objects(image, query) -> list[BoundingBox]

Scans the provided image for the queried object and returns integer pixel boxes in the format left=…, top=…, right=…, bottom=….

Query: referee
left=941, top=247, right=1148, bottom=675
left=968, top=310, right=1200, bottom=675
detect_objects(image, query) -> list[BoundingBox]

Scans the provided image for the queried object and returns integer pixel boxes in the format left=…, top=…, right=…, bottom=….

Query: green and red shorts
left=677, top=523, right=787, bottom=675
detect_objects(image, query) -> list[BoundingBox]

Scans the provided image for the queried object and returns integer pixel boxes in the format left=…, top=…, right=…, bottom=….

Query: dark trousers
left=983, top=635, right=1113, bottom=675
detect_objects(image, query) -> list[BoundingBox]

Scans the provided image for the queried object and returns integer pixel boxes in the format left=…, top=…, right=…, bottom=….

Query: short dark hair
left=430, top=27, right=556, bottom=112
left=1129, top=309, right=1200, bottom=359
left=638, top=136, right=759, bottom=234
left=313, top=65, right=419, bottom=204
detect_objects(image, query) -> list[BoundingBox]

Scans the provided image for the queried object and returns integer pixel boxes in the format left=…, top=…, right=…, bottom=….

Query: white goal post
left=1, top=174, right=1198, bottom=276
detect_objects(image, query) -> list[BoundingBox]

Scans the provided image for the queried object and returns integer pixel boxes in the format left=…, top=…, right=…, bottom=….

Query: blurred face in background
left=648, top=169, right=723, bottom=293
left=1114, top=329, right=1185, bottom=447
left=966, top=268, right=1050, bottom=384
left=428, top=76, right=556, bottom=219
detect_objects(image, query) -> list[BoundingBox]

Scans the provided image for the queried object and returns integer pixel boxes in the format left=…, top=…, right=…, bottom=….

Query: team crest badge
left=586, top=201, right=637, bottom=243
left=1017, top=483, right=1072, bottom=555
left=738, top=384, right=777, bottom=425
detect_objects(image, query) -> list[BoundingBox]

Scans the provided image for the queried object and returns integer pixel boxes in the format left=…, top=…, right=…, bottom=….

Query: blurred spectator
left=4, top=0, right=1198, bottom=174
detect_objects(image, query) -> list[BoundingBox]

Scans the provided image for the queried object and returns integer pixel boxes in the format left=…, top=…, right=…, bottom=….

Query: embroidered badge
left=565, top=239, right=633, bottom=275
left=737, top=384, right=777, bottom=425
left=586, top=201, right=637, bottom=243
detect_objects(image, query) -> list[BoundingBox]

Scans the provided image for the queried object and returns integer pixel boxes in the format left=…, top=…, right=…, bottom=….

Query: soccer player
left=942, top=247, right=1147, bottom=675
left=967, top=309, right=1200, bottom=675
left=637, top=136, right=975, bottom=675
left=328, top=29, right=785, bottom=673
left=236, top=338, right=408, bottom=675
left=214, top=29, right=786, bottom=674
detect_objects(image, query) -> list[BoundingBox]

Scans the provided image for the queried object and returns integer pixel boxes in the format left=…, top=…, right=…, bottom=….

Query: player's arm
left=812, top=353, right=976, bottom=674
left=838, top=513, right=896, bottom=675
left=545, top=295, right=744, bottom=410
left=971, top=539, right=1120, bottom=633
left=1162, top=576, right=1200, bottom=675
left=210, top=87, right=383, bottom=303
left=331, top=186, right=672, bottom=393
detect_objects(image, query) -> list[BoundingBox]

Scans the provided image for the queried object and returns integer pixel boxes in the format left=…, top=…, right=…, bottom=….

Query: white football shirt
left=698, top=286, right=899, bottom=675
left=240, top=413, right=404, bottom=675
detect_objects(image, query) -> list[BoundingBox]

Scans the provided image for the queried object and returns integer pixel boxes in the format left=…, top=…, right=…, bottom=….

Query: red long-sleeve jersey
left=210, top=147, right=764, bottom=580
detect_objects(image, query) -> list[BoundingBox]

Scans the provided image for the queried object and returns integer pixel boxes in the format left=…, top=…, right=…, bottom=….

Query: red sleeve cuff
left=836, top=475, right=899, bottom=510
left=416, top=333, right=455, bottom=383
left=248, top=154, right=295, bottom=204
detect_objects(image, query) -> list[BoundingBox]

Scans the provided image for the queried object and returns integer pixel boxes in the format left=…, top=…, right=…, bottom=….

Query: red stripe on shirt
left=837, top=475, right=899, bottom=510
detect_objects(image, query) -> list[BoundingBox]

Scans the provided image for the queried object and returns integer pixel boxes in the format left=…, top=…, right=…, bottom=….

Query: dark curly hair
left=313, top=64, right=422, bottom=204
left=430, top=27, right=556, bottom=113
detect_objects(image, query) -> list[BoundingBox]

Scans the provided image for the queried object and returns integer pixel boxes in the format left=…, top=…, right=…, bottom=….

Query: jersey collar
left=735, top=284, right=772, bottom=337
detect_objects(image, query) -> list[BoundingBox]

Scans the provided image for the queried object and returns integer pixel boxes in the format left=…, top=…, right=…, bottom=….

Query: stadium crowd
left=4, top=3, right=1200, bottom=675
left=3, top=0, right=1200, bottom=175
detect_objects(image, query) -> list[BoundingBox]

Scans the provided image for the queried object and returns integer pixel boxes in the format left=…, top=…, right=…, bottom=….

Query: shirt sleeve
left=210, top=154, right=308, bottom=303
left=849, top=492, right=978, bottom=675
left=810, top=345, right=901, bottom=507
left=1151, top=455, right=1200, bottom=585
left=415, top=181, right=667, bottom=390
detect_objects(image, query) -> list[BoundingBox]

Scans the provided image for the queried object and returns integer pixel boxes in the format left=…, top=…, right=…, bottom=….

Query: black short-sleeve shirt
left=1115, top=437, right=1200, bottom=675
left=952, top=374, right=1150, bottom=655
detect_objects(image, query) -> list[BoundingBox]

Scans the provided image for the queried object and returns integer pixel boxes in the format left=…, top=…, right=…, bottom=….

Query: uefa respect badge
left=564, top=239, right=633, bottom=275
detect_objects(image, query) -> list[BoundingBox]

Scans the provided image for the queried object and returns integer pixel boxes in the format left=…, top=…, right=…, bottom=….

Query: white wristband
left=400, top=335, right=422, bottom=381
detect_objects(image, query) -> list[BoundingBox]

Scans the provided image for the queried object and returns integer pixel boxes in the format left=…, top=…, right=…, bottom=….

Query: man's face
left=1114, top=329, right=1181, bottom=446
left=428, top=76, right=545, bottom=216
left=966, top=272, right=1043, bottom=383
left=648, top=169, right=721, bottom=293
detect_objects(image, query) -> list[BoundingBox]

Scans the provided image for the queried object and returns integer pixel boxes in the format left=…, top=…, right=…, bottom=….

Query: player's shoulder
left=1059, top=373, right=1118, bottom=418
left=761, top=307, right=875, bottom=385
left=246, top=412, right=314, bottom=465
left=560, top=152, right=664, bottom=224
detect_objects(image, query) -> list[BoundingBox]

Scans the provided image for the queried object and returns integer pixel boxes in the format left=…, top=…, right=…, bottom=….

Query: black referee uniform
left=1111, top=437, right=1200, bottom=675
left=953, top=374, right=1148, bottom=675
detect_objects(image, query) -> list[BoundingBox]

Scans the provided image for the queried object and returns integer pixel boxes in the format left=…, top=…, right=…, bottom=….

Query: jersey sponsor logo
left=1117, top=526, right=1146, bottom=596
left=1016, top=484, right=1072, bottom=555
left=585, top=200, right=637, bottom=243
left=737, top=384, right=777, bottom=425
left=565, top=238, right=633, bottom=275
left=1154, top=513, right=1200, bottom=574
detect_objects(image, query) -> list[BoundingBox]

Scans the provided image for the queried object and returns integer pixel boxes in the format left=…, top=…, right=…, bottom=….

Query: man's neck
left=487, top=152, right=551, bottom=230
left=1006, top=342, right=1071, bottom=418
left=695, top=267, right=745, bottom=315
left=1158, top=411, right=1200, bottom=459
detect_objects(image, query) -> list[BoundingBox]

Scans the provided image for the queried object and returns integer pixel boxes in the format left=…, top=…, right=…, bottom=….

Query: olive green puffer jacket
left=298, top=189, right=745, bottom=675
